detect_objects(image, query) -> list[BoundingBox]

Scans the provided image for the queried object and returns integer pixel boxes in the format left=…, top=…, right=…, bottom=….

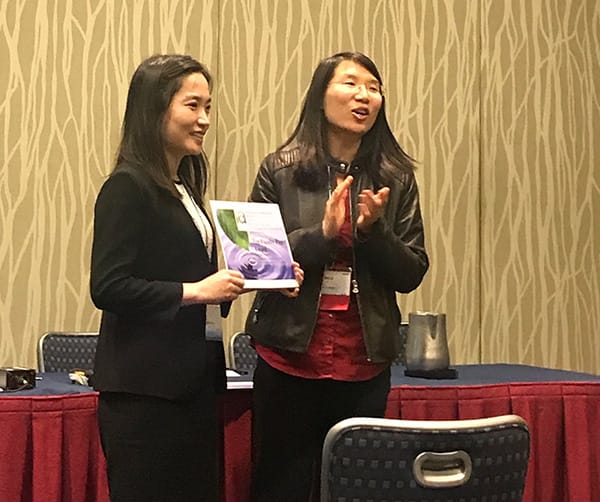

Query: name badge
left=320, top=268, right=351, bottom=311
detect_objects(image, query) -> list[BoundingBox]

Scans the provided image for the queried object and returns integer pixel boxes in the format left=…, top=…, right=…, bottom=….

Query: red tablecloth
left=385, top=381, right=600, bottom=502
left=0, top=393, right=108, bottom=502
left=222, top=372, right=600, bottom=502
left=2, top=367, right=599, bottom=502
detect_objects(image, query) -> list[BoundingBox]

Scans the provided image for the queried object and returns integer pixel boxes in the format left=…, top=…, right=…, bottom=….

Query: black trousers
left=251, top=357, right=391, bottom=502
left=97, top=391, right=219, bottom=502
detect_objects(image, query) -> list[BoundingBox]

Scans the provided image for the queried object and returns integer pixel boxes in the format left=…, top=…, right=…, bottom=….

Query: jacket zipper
left=251, top=293, right=267, bottom=324
left=349, top=175, right=372, bottom=362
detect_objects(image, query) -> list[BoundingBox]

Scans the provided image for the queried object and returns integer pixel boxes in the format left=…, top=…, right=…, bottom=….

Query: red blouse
left=255, top=202, right=388, bottom=382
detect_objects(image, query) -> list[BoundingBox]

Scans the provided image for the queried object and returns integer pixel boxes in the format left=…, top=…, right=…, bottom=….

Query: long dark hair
left=280, top=52, right=415, bottom=190
left=114, top=54, right=213, bottom=201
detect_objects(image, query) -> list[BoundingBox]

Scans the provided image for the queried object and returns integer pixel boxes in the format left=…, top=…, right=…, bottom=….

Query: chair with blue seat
left=321, top=414, right=530, bottom=502
left=37, top=331, right=99, bottom=373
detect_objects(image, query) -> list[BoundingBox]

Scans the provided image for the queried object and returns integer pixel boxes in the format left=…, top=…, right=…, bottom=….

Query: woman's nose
left=354, top=84, right=369, bottom=100
left=197, top=110, right=210, bottom=125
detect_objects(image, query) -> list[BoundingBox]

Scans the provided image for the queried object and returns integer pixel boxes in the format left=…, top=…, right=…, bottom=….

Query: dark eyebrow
left=183, top=94, right=211, bottom=104
left=338, top=71, right=379, bottom=85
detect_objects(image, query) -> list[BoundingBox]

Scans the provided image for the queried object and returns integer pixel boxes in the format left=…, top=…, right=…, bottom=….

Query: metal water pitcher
left=405, top=312, right=449, bottom=372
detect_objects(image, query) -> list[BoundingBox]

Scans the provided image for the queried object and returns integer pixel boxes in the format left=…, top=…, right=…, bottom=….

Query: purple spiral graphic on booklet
left=225, top=238, right=294, bottom=280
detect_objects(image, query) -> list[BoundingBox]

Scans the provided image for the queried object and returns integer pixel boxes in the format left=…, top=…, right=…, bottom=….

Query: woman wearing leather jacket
left=245, top=52, right=429, bottom=501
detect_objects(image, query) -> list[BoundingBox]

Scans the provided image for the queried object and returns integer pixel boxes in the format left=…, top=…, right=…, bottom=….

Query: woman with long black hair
left=246, top=52, right=429, bottom=501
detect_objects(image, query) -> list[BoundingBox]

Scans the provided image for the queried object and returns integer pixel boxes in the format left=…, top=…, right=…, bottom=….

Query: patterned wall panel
left=215, top=0, right=482, bottom=366
left=0, top=0, right=597, bottom=373
left=480, top=0, right=600, bottom=371
left=0, top=0, right=218, bottom=367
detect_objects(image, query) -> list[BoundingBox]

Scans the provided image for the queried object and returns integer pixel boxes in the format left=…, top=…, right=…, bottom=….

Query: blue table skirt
left=1, top=372, right=93, bottom=396
left=4, top=363, right=599, bottom=397
left=390, top=363, right=600, bottom=386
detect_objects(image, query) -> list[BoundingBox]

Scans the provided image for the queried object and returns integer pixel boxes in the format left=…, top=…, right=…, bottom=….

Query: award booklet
left=209, top=200, right=298, bottom=289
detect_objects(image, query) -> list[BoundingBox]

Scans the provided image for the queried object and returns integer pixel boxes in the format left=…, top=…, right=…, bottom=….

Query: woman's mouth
left=352, top=107, right=369, bottom=120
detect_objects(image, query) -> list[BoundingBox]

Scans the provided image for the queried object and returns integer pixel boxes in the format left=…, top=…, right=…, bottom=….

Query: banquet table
left=1, top=364, right=599, bottom=502
left=0, top=373, right=107, bottom=502
left=223, top=364, right=600, bottom=502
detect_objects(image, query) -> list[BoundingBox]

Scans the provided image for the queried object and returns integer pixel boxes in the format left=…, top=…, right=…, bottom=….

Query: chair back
left=392, top=322, right=409, bottom=365
left=229, top=332, right=257, bottom=373
left=37, top=331, right=99, bottom=373
left=321, top=414, right=530, bottom=502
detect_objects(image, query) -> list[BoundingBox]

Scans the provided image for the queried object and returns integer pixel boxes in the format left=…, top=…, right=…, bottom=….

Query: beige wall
left=1, top=0, right=598, bottom=374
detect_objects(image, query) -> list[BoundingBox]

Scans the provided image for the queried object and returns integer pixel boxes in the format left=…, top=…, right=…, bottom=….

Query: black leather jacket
left=244, top=144, right=429, bottom=363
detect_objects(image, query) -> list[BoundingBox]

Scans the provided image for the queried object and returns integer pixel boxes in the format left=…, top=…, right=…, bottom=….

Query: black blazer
left=90, top=164, right=225, bottom=400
